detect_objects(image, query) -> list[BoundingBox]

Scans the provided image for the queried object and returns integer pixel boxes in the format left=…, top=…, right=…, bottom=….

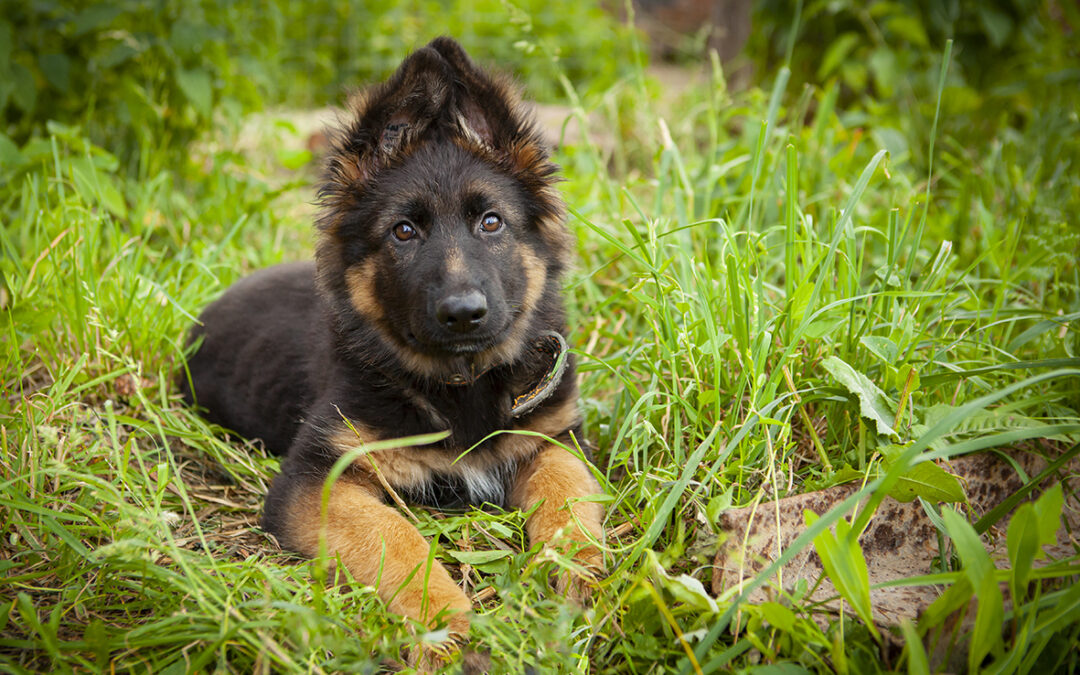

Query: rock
left=712, top=448, right=1080, bottom=625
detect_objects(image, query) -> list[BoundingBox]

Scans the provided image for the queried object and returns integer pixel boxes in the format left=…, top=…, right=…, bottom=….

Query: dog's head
left=316, top=38, right=571, bottom=379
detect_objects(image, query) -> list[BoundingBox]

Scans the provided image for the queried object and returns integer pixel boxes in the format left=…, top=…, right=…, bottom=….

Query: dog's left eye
left=392, top=221, right=417, bottom=241
left=479, top=213, right=503, bottom=233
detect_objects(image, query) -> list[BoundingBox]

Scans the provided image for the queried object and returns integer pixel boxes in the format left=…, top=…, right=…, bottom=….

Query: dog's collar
left=509, top=331, right=569, bottom=417
left=442, top=330, right=569, bottom=418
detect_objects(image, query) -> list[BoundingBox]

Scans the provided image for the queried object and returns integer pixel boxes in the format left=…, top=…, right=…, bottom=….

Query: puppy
left=181, top=37, right=605, bottom=639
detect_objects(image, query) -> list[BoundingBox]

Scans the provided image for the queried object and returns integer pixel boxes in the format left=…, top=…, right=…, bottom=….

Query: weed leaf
left=860, top=336, right=899, bottom=363
left=822, top=355, right=898, bottom=438
left=1006, top=502, right=1039, bottom=602
left=176, top=67, right=213, bottom=119
left=446, top=549, right=512, bottom=573
left=648, top=551, right=718, bottom=614
left=0, top=132, right=26, bottom=169
left=887, top=459, right=964, bottom=503
left=1032, top=483, right=1064, bottom=551
left=805, top=511, right=879, bottom=640
left=941, top=507, right=1004, bottom=670
left=758, top=602, right=796, bottom=633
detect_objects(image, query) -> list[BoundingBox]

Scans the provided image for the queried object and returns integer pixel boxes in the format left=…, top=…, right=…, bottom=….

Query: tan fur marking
left=509, top=443, right=605, bottom=571
left=444, top=246, right=466, bottom=278
left=491, top=433, right=546, bottom=469
left=519, top=244, right=548, bottom=317
left=518, top=394, right=580, bottom=438
left=387, top=344, right=457, bottom=380
left=284, top=477, right=471, bottom=634
left=509, top=140, right=545, bottom=176
left=454, top=112, right=490, bottom=150
left=489, top=394, right=581, bottom=468
left=345, top=261, right=384, bottom=320
left=329, top=421, right=381, bottom=449
left=329, top=155, right=366, bottom=187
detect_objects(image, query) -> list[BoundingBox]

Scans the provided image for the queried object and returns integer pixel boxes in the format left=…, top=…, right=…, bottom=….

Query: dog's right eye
left=479, top=212, right=503, bottom=233
left=391, top=222, right=417, bottom=241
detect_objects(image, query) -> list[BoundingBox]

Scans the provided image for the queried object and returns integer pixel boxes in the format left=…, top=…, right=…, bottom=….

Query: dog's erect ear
left=325, top=37, right=551, bottom=191
left=325, top=47, right=456, bottom=188
left=425, top=37, right=520, bottom=150
left=366, top=52, right=450, bottom=160
left=424, top=37, right=550, bottom=170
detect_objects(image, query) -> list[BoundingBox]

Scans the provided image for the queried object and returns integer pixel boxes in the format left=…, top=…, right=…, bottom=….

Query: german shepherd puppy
left=180, top=38, right=604, bottom=640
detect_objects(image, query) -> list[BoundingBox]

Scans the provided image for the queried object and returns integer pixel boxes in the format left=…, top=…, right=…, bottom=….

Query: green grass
left=3, top=5, right=1080, bottom=674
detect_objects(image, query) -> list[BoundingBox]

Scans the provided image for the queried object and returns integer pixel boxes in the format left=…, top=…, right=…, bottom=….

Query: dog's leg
left=509, top=443, right=605, bottom=597
left=267, top=474, right=472, bottom=636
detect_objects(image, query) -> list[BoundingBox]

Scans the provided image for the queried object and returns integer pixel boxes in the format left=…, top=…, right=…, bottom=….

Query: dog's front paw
left=554, top=566, right=599, bottom=605
left=545, top=539, right=604, bottom=605
left=406, top=630, right=490, bottom=674
left=406, top=641, right=457, bottom=674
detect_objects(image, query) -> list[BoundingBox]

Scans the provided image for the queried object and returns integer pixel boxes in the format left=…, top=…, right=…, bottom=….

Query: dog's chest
left=346, top=378, right=525, bottom=507
left=332, top=361, right=559, bottom=508
left=400, top=450, right=519, bottom=508
left=358, top=431, right=540, bottom=510
left=402, top=373, right=519, bottom=444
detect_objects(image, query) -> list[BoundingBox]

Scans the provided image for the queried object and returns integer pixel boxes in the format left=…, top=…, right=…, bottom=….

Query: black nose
left=436, top=291, right=488, bottom=333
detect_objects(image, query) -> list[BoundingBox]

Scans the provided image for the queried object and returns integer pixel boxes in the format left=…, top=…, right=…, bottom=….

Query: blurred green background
left=4, top=0, right=1077, bottom=172
left=0, top=0, right=634, bottom=168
